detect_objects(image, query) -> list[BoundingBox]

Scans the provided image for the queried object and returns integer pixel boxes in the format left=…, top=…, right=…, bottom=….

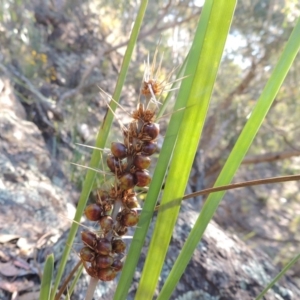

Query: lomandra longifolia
left=79, top=57, right=169, bottom=282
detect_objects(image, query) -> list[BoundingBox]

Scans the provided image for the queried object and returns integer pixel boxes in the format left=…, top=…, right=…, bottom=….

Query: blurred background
left=1, top=0, right=300, bottom=297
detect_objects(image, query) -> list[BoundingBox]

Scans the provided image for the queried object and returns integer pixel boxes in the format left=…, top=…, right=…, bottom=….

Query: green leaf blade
left=114, top=44, right=190, bottom=300
left=40, top=254, right=54, bottom=300
left=159, top=15, right=300, bottom=300
left=256, top=252, right=300, bottom=300
left=135, top=1, right=237, bottom=299
left=50, top=2, right=149, bottom=299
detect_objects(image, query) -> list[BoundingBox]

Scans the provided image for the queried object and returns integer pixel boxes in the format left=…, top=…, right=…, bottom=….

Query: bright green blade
left=135, top=1, right=237, bottom=299
left=159, top=16, right=300, bottom=299
left=50, top=1, right=149, bottom=298
left=256, top=252, right=300, bottom=300
left=40, top=254, right=54, bottom=300
left=114, top=36, right=190, bottom=300
left=68, top=264, right=84, bottom=298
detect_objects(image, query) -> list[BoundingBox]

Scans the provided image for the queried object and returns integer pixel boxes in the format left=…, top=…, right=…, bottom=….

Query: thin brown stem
left=156, top=174, right=300, bottom=211
left=54, top=260, right=82, bottom=300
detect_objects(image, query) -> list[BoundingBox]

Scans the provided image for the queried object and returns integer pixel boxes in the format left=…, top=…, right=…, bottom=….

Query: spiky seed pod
left=96, top=238, right=112, bottom=255
left=111, top=259, right=123, bottom=272
left=131, top=103, right=144, bottom=120
left=143, top=109, right=156, bottom=123
left=133, top=155, right=151, bottom=169
left=97, top=267, right=117, bottom=281
left=85, top=203, right=103, bottom=221
left=111, top=142, right=127, bottom=159
left=80, top=55, right=167, bottom=283
left=119, top=173, right=136, bottom=190
left=93, top=255, right=114, bottom=269
left=142, top=141, right=157, bottom=156
left=112, top=239, right=126, bottom=254
left=99, top=216, right=114, bottom=232
left=121, top=210, right=139, bottom=227
left=141, top=79, right=163, bottom=97
left=81, top=231, right=97, bottom=249
left=142, top=123, right=159, bottom=141
left=135, top=169, right=151, bottom=187
left=80, top=246, right=96, bottom=262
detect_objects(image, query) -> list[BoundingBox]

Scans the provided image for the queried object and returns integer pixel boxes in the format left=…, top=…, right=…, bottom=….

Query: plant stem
left=155, top=174, right=300, bottom=211
left=85, top=277, right=99, bottom=300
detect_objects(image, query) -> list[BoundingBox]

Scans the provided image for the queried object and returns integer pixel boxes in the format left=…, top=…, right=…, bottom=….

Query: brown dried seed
left=93, top=255, right=114, bottom=269
left=81, top=231, right=97, bottom=249
left=112, top=239, right=126, bottom=254
left=80, top=246, right=96, bottom=262
left=133, top=155, right=151, bottom=169
left=111, top=259, right=123, bottom=272
left=106, top=155, right=117, bottom=172
left=99, top=215, right=114, bottom=232
left=85, top=203, right=103, bottom=221
left=121, top=210, right=139, bottom=227
left=111, top=142, right=127, bottom=159
left=142, top=123, right=159, bottom=140
left=142, top=142, right=157, bottom=156
left=96, top=238, right=112, bottom=255
left=135, top=169, right=151, bottom=187
left=97, top=267, right=117, bottom=281
left=119, top=173, right=136, bottom=190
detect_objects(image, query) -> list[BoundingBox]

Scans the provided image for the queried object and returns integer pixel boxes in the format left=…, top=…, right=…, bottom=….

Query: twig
left=54, top=260, right=82, bottom=300
left=156, top=174, right=300, bottom=211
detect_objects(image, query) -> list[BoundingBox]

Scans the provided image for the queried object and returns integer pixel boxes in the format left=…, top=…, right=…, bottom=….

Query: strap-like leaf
left=136, top=1, right=237, bottom=299
left=159, top=15, right=300, bottom=300
left=40, top=254, right=54, bottom=300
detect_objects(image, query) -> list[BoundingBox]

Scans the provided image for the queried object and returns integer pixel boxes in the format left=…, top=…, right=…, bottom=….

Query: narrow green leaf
left=68, top=264, right=84, bottom=298
left=115, top=18, right=198, bottom=300
left=135, top=1, right=237, bottom=299
left=256, top=252, right=300, bottom=300
left=114, top=37, right=190, bottom=300
left=40, top=254, right=54, bottom=300
left=50, top=1, right=149, bottom=298
left=159, top=16, right=300, bottom=299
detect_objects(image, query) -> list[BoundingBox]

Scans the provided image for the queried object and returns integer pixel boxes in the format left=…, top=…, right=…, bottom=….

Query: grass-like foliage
left=39, top=0, right=300, bottom=299
left=40, top=254, right=54, bottom=300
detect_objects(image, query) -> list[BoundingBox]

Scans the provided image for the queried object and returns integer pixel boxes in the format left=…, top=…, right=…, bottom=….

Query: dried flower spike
left=79, top=52, right=171, bottom=287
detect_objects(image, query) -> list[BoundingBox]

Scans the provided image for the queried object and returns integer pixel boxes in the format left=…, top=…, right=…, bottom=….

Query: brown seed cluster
left=79, top=80, right=160, bottom=281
